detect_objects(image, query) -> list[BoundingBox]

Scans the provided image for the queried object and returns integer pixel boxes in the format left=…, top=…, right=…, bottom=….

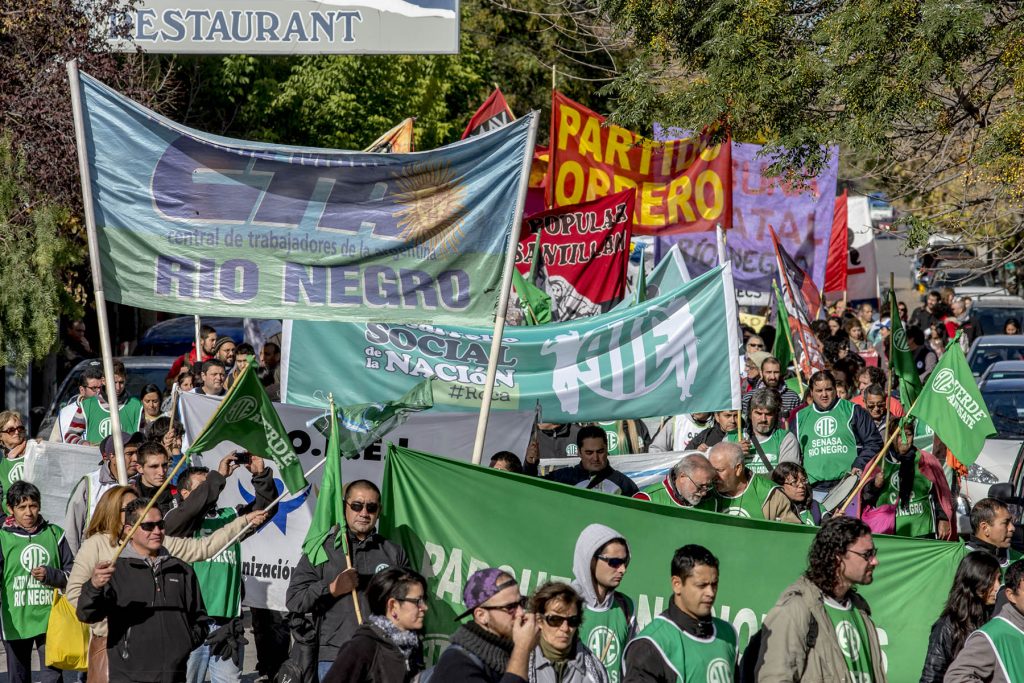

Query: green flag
left=771, top=282, right=793, bottom=372
left=186, top=364, right=307, bottom=494
left=512, top=268, right=552, bottom=325
left=319, top=378, right=436, bottom=455
left=907, top=333, right=996, bottom=465
left=889, top=290, right=923, bottom=410
left=303, top=399, right=348, bottom=565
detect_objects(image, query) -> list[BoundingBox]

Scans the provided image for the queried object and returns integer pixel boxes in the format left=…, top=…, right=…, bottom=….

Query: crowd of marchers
left=0, top=293, right=1019, bottom=683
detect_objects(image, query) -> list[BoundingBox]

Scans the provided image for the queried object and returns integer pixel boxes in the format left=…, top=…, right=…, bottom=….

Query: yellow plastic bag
left=45, top=589, right=89, bottom=671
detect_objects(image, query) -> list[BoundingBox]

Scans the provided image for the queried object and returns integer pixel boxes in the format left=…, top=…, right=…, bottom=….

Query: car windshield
left=981, top=390, right=1024, bottom=439
left=975, top=307, right=1023, bottom=335
left=970, top=345, right=1024, bottom=376
left=933, top=271, right=995, bottom=289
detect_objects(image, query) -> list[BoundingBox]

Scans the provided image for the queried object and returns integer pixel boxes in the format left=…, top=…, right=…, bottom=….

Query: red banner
left=824, top=190, right=849, bottom=294
left=515, top=190, right=634, bottom=320
left=462, top=88, right=515, bottom=139
left=549, top=92, right=731, bottom=235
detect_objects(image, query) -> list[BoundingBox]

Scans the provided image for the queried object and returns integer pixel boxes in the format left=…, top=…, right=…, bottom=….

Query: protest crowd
left=3, top=76, right=1024, bottom=683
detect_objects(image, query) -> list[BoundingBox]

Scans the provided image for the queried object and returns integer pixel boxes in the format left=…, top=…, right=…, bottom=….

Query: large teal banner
left=380, top=445, right=966, bottom=682
left=285, top=266, right=742, bottom=422
left=77, top=72, right=534, bottom=324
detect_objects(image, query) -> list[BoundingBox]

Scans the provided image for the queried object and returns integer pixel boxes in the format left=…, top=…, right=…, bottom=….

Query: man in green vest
left=945, top=559, right=1024, bottom=683
left=633, top=453, right=716, bottom=508
left=756, top=516, right=887, bottom=682
left=794, top=370, right=883, bottom=503
left=746, top=388, right=801, bottom=476
left=0, top=481, right=74, bottom=683
left=572, top=524, right=635, bottom=683
left=622, top=545, right=737, bottom=682
left=705, top=442, right=802, bottom=523
left=63, top=360, right=144, bottom=446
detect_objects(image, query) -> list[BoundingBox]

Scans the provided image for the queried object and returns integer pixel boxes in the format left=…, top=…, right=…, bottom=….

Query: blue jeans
left=185, top=623, right=242, bottom=683
left=318, top=660, right=334, bottom=681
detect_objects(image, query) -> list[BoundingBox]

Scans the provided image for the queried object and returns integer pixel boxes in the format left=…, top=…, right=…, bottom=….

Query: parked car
left=32, top=356, right=176, bottom=439
left=928, top=268, right=1005, bottom=298
left=965, top=334, right=1024, bottom=377
left=980, top=360, right=1024, bottom=382
left=961, top=378, right=1024, bottom=511
left=970, top=294, right=1024, bottom=335
left=134, top=316, right=281, bottom=357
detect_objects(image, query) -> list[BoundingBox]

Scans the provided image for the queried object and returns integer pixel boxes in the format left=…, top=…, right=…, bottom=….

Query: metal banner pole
left=67, top=60, right=128, bottom=485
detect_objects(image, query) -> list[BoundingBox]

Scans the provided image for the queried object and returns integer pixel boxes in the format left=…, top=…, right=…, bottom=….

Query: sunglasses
left=136, top=520, right=166, bottom=532
left=346, top=501, right=380, bottom=514
left=542, top=614, right=582, bottom=628
left=481, top=596, right=528, bottom=614
left=596, top=555, right=629, bottom=569
left=1, top=426, right=25, bottom=435
left=847, top=547, right=877, bottom=561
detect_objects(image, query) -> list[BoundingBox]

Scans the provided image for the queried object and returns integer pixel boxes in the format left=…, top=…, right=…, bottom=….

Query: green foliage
left=0, top=135, right=81, bottom=374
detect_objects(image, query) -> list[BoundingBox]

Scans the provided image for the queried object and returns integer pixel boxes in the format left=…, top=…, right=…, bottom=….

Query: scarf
left=450, top=621, right=515, bottom=674
left=368, top=614, right=419, bottom=660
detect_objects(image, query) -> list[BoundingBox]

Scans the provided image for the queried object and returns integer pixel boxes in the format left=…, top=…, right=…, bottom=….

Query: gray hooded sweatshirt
left=571, top=524, right=635, bottom=682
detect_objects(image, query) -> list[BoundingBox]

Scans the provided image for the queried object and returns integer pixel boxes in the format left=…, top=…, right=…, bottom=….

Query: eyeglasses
left=481, top=596, right=528, bottom=614
left=137, top=520, right=166, bottom=532
left=396, top=596, right=428, bottom=608
left=596, top=555, right=630, bottom=569
left=684, top=473, right=714, bottom=494
left=783, top=478, right=809, bottom=487
left=1, top=425, right=25, bottom=435
left=748, top=343, right=765, bottom=349
left=846, top=547, right=877, bottom=561
left=541, top=614, right=582, bottom=628
left=346, top=501, right=380, bottom=514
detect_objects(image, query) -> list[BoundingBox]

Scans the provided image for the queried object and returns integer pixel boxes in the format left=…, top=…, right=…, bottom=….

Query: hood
left=571, top=523, right=629, bottom=610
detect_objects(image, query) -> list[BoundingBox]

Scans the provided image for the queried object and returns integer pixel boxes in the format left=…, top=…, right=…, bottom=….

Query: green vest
left=798, top=507, right=818, bottom=526
left=0, top=455, right=26, bottom=514
left=0, top=523, right=63, bottom=640
left=877, top=454, right=936, bottom=537
left=81, top=395, right=144, bottom=443
left=581, top=593, right=633, bottom=683
left=705, top=474, right=782, bottom=520
left=639, top=479, right=691, bottom=508
left=747, top=430, right=787, bottom=476
left=192, top=507, right=242, bottom=619
left=978, top=615, right=1024, bottom=682
left=596, top=422, right=627, bottom=455
left=797, top=400, right=858, bottom=484
left=626, top=614, right=737, bottom=683
left=822, top=596, right=875, bottom=683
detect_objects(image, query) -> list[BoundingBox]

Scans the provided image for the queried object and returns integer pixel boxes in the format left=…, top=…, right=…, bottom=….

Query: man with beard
left=744, top=388, right=801, bottom=476
left=634, top=454, right=716, bottom=508
left=741, top=357, right=802, bottom=422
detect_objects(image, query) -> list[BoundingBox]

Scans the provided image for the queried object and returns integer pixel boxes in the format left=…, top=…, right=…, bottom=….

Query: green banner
left=286, top=265, right=741, bottom=422
left=380, top=445, right=966, bottom=681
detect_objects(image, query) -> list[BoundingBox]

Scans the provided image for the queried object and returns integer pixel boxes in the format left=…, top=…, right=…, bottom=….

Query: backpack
left=418, top=643, right=487, bottom=683
left=738, top=617, right=817, bottom=683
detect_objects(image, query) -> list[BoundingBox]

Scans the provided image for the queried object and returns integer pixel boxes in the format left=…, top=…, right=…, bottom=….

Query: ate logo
left=586, top=626, right=619, bottom=668
left=724, top=506, right=751, bottom=518
left=932, top=368, right=957, bottom=395
left=706, top=658, right=732, bottom=683
left=814, top=416, right=837, bottom=438
left=7, top=462, right=24, bottom=484
left=98, top=417, right=112, bottom=439
left=20, top=544, right=50, bottom=573
left=224, top=396, right=259, bottom=423
left=835, top=621, right=862, bottom=660
left=892, top=327, right=909, bottom=352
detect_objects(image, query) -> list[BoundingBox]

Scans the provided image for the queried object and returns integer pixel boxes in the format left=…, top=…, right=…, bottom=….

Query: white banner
left=846, top=196, right=880, bottom=301
left=178, top=392, right=535, bottom=609
left=23, top=441, right=101, bottom=526
left=539, top=450, right=693, bottom=489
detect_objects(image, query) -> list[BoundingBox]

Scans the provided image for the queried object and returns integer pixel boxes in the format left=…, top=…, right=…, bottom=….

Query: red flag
left=462, top=88, right=515, bottom=139
left=364, top=118, right=415, bottom=153
left=824, top=190, right=849, bottom=294
left=515, top=190, right=635, bottom=320
left=771, top=227, right=826, bottom=376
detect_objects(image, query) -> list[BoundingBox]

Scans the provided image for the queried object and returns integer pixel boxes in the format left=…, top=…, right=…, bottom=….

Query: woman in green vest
left=0, top=481, right=74, bottom=683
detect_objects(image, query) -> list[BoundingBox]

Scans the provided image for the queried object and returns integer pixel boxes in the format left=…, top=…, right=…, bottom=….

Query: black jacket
left=323, top=622, right=423, bottom=683
left=285, top=528, right=409, bottom=661
left=429, top=622, right=526, bottom=683
left=76, top=548, right=208, bottom=682
left=130, top=476, right=175, bottom=514
left=920, top=613, right=979, bottom=683
left=685, top=423, right=729, bottom=451
left=544, top=463, right=640, bottom=497
left=623, top=602, right=736, bottom=682
left=164, top=468, right=276, bottom=538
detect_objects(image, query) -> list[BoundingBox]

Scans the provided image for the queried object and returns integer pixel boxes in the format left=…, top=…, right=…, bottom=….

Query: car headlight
left=967, top=463, right=1000, bottom=485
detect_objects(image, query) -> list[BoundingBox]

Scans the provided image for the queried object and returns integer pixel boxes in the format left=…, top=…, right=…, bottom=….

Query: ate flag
left=548, top=92, right=731, bottom=235
left=515, top=190, right=634, bottom=320
left=824, top=190, right=848, bottom=294
left=888, top=289, right=923, bottom=409
left=462, top=88, right=515, bottom=139
left=907, top=334, right=996, bottom=466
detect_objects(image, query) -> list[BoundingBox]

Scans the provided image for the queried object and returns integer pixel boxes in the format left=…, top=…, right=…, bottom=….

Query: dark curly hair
left=805, top=516, right=871, bottom=597
left=938, top=552, right=1001, bottom=659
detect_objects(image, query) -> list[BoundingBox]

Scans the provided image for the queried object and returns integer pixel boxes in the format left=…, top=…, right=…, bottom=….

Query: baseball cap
left=454, top=568, right=519, bottom=620
left=99, top=432, right=144, bottom=462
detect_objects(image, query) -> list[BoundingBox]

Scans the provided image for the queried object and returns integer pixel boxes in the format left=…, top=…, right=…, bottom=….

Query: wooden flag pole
left=112, top=449, right=193, bottom=561
left=883, top=273, right=895, bottom=439
left=471, top=113, right=540, bottom=465
left=67, top=60, right=128, bottom=486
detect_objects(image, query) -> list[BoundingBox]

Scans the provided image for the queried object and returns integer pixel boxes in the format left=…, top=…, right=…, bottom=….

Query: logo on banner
left=814, top=416, right=837, bottom=438
left=238, top=479, right=309, bottom=533
left=225, top=396, right=259, bottom=423
left=893, top=328, right=909, bottom=352
left=707, top=658, right=732, bottom=683
left=20, top=544, right=50, bottom=573
left=541, top=301, right=699, bottom=415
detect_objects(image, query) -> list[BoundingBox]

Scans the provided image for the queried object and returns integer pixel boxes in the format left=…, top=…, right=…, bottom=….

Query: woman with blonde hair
left=65, top=485, right=268, bottom=683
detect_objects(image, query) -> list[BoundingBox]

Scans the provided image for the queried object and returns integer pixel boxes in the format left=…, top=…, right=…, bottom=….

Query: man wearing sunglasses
left=429, top=568, right=540, bottom=682
left=572, top=524, right=634, bottom=681
left=755, top=516, right=886, bottom=683
left=78, top=499, right=209, bottom=682
left=287, top=479, right=409, bottom=680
